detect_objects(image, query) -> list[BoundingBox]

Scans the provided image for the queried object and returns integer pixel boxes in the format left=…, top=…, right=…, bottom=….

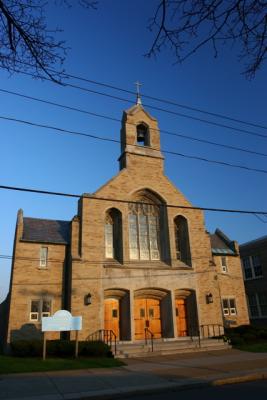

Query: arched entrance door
left=104, top=298, right=120, bottom=338
left=134, top=298, right=161, bottom=339
left=175, top=299, right=188, bottom=336
left=175, top=289, right=199, bottom=337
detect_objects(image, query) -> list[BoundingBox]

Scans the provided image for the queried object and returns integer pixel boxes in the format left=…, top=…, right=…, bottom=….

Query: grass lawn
left=0, top=355, right=124, bottom=374
left=235, top=342, right=267, bottom=352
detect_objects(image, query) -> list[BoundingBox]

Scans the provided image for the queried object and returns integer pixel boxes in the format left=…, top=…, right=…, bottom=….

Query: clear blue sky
left=0, top=1, right=266, bottom=302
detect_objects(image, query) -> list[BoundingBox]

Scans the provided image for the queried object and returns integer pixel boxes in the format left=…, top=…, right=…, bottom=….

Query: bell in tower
left=136, top=123, right=149, bottom=146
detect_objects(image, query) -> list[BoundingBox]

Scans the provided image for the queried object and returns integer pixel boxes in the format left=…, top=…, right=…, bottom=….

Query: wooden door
left=134, top=298, right=161, bottom=340
left=104, top=298, right=119, bottom=338
left=175, top=299, right=188, bottom=336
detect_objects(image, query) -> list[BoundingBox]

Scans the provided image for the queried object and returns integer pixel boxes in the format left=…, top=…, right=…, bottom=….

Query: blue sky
left=0, top=1, right=266, bottom=302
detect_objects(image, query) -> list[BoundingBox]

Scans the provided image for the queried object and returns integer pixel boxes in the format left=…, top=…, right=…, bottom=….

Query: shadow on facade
left=10, top=323, right=42, bottom=342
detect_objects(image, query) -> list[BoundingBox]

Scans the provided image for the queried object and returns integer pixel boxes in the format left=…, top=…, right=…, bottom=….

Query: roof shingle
left=22, top=218, right=70, bottom=244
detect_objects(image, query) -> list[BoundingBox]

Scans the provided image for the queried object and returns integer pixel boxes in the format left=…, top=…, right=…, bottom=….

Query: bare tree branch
left=0, top=0, right=97, bottom=82
left=146, top=0, right=267, bottom=78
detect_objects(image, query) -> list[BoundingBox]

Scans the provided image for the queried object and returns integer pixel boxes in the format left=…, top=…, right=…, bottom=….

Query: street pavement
left=0, top=349, right=267, bottom=400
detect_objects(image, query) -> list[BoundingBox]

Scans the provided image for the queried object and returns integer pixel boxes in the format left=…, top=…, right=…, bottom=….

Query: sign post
left=75, top=330, right=79, bottom=358
left=42, top=310, right=82, bottom=360
left=43, top=332, right=46, bottom=361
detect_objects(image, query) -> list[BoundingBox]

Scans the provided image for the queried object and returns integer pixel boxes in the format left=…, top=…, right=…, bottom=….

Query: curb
left=2, top=371, right=267, bottom=400
left=62, top=373, right=267, bottom=400
left=212, top=372, right=267, bottom=386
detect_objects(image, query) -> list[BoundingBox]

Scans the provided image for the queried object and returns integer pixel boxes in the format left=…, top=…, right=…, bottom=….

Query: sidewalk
left=1, top=349, right=267, bottom=400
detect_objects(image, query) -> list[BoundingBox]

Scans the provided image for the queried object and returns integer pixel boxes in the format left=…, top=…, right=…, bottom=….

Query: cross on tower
left=135, top=81, right=142, bottom=105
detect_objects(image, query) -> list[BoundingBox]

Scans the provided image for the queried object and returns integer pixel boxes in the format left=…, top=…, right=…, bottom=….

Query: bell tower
left=119, top=88, right=164, bottom=171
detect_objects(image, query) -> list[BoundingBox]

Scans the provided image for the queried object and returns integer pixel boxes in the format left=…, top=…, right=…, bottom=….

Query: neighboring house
left=1, top=100, right=249, bottom=350
left=210, top=229, right=249, bottom=329
left=240, top=236, right=267, bottom=326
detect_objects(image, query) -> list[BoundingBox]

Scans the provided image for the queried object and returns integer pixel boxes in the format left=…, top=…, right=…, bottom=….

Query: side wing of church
left=1, top=102, right=249, bottom=349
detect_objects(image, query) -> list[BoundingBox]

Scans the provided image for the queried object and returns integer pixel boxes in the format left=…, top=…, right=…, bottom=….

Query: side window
left=252, top=255, right=263, bottom=277
left=222, top=298, right=236, bottom=316
left=105, top=213, right=114, bottom=259
left=242, top=255, right=263, bottom=279
left=30, top=299, right=51, bottom=321
left=221, top=256, right=228, bottom=273
left=40, top=247, right=48, bottom=268
left=104, top=209, right=122, bottom=262
left=242, top=257, right=253, bottom=279
left=174, top=216, right=191, bottom=266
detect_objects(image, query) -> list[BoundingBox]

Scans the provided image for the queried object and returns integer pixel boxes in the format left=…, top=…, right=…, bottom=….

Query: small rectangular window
left=112, top=309, right=118, bottom=318
left=258, top=293, right=267, bottom=316
left=242, top=257, right=253, bottom=279
left=252, top=255, right=263, bottom=277
left=221, top=256, right=227, bottom=273
left=40, top=247, right=48, bottom=267
left=30, top=300, right=40, bottom=321
left=222, top=298, right=236, bottom=316
left=30, top=299, right=51, bottom=321
left=248, top=294, right=259, bottom=317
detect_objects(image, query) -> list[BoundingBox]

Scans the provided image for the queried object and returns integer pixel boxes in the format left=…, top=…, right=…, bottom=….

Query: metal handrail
left=144, top=327, right=154, bottom=352
left=86, top=329, right=117, bottom=355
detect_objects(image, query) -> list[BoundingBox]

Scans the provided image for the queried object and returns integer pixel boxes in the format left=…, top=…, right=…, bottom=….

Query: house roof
left=22, top=217, right=70, bottom=244
left=240, top=235, right=267, bottom=248
left=210, top=229, right=236, bottom=255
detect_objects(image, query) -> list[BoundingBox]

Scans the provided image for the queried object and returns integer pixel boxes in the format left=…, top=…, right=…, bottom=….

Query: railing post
left=114, top=332, right=117, bottom=355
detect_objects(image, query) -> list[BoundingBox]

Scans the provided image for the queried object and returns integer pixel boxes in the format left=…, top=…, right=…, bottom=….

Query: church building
left=2, top=97, right=249, bottom=350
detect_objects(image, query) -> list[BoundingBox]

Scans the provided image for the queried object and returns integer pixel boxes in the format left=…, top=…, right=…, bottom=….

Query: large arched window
left=105, top=208, right=122, bottom=261
left=174, top=216, right=191, bottom=266
left=128, top=191, right=161, bottom=261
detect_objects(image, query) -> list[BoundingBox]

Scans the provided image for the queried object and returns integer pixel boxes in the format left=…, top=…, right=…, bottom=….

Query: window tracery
left=128, top=194, right=160, bottom=261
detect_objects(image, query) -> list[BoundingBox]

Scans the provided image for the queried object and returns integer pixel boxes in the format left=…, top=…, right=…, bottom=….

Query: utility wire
left=1, top=87, right=266, bottom=158
left=0, top=255, right=251, bottom=282
left=13, top=69, right=267, bottom=140
left=255, top=214, right=267, bottom=223
left=4, top=58, right=267, bottom=132
left=1, top=115, right=267, bottom=174
left=1, top=184, right=267, bottom=215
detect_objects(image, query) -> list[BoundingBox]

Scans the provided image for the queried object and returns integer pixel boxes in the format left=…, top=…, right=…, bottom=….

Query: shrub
left=258, top=329, right=267, bottom=340
left=79, top=341, right=113, bottom=357
left=47, top=340, right=75, bottom=357
left=11, top=340, right=42, bottom=357
left=10, top=339, right=112, bottom=358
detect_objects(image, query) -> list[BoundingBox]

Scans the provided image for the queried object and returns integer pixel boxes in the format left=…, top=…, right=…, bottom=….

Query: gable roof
left=22, top=217, right=70, bottom=244
left=210, top=229, right=237, bottom=255
left=124, top=104, right=156, bottom=121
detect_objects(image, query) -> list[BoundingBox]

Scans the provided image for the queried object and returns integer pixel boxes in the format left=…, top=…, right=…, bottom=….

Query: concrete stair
left=114, top=338, right=230, bottom=358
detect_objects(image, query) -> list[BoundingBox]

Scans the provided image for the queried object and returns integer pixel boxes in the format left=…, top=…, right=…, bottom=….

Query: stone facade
left=2, top=103, right=249, bottom=348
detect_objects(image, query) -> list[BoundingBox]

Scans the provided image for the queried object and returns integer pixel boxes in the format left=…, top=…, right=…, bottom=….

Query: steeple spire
left=135, top=81, right=142, bottom=105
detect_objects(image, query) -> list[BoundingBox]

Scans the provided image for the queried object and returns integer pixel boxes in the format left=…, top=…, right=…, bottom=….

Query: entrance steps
left=115, top=338, right=230, bottom=358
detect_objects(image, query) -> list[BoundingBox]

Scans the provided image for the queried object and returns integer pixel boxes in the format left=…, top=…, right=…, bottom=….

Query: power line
left=1, top=87, right=266, bottom=158
left=1, top=114, right=267, bottom=174
left=4, top=58, right=267, bottom=132
left=13, top=69, right=267, bottom=140
left=60, top=72, right=267, bottom=132
left=1, top=184, right=267, bottom=215
left=254, top=214, right=267, bottom=223
left=0, top=255, right=248, bottom=282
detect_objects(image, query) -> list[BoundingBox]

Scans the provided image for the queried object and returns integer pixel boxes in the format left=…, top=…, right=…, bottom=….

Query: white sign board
left=42, top=310, right=82, bottom=332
